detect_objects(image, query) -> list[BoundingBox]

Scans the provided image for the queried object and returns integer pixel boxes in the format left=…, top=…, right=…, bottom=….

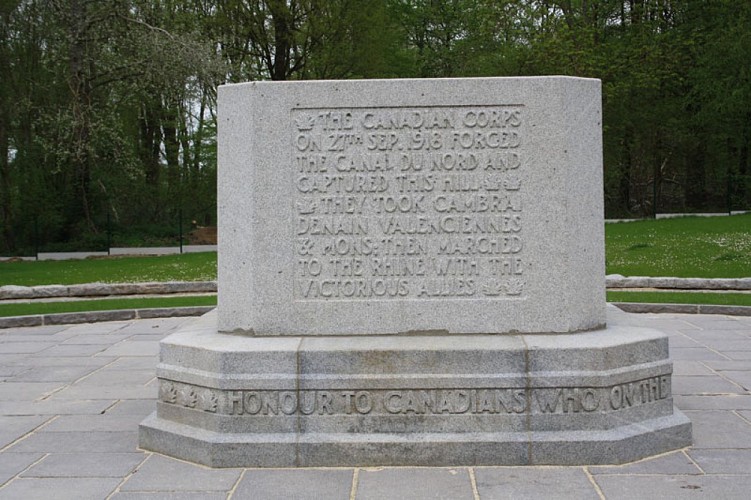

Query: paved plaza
left=0, top=308, right=750, bottom=499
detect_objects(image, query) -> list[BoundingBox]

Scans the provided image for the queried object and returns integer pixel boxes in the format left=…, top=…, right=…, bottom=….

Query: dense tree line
left=1, top=0, right=749, bottom=254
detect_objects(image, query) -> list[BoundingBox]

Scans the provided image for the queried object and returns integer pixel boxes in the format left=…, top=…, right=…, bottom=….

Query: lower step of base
left=140, top=411, right=692, bottom=467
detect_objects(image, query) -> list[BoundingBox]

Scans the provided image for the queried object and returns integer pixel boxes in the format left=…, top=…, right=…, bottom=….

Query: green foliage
left=0, top=252, right=217, bottom=286
left=1, top=0, right=750, bottom=255
left=606, top=214, right=751, bottom=278
left=0, top=295, right=216, bottom=318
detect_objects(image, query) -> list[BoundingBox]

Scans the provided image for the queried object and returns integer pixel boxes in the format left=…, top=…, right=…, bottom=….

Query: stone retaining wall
left=0, top=306, right=215, bottom=328
left=606, top=276, right=751, bottom=290
left=0, top=281, right=217, bottom=300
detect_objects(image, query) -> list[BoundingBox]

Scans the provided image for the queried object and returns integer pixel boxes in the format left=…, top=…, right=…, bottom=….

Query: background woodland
left=1, top=0, right=749, bottom=253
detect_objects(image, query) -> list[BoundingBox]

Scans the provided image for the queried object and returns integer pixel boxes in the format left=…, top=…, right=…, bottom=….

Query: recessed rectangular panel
left=292, top=105, right=525, bottom=302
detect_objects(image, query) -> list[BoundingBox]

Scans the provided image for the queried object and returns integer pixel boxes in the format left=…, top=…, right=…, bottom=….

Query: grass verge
left=606, top=213, right=751, bottom=278
left=0, top=252, right=217, bottom=286
left=607, top=291, right=751, bottom=307
left=0, top=295, right=217, bottom=318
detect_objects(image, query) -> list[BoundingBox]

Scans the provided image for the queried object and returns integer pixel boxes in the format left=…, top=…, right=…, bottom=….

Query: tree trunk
left=68, top=0, right=97, bottom=233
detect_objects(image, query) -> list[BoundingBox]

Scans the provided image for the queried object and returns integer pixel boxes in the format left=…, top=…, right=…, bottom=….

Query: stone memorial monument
left=140, top=77, right=691, bottom=466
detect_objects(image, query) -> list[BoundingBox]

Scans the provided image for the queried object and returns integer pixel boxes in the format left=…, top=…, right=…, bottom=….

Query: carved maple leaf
left=160, top=382, right=177, bottom=404
left=482, top=281, right=504, bottom=296
left=178, top=386, right=197, bottom=408
left=506, top=278, right=525, bottom=296
left=294, top=114, right=316, bottom=131
left=199, top=390, right=218, bottom=413
left=503, top=175, right=521, bottom=191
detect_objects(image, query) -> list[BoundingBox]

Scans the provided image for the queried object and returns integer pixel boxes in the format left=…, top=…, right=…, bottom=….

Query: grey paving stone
left=0, top=477, right=121, bottom=500
left=21, top=452, right=144, bottom=477
left=104, top=356, right=159, bottom=370
left=8, top=365, right=101, bottom=383
left=682, top=327, right=751, bottom=339
left=49, top=383, right=156, bottom=400
left=0, top=453, right=43, bottom=486
left=7, top=431, right=138, bottom=454
left=667, top=335, right=702, bottom=348
left=683, top=318, right=749, bottom=330
left=60, top=321, right=130, bottom=334
left=104, top=399, right=157, bottom=416
left=721, top=371, right=751, bottom=391
left=0, top=362, right=29, bottom=378
left=119, top=454, right=240, bottom=492
left=674, top=395, right=751, bottom=410
left=76, top=369, right=155, bottom=386
left=0, top=399, right=116, bottom=416
left=128, top=334, right=170, bottom=342
left=3, top=355, right=115, bottom=368
left=589, top=451, right=701, bottom=475
left=703, top=360, right=751, bottom=371
left=594, top=474, right=751, bottom=500
left=669, top=348, right=730, bottom=361
left=686, top=410, right=751, bottom=448
left=688, top=449, right=751, bottom=474
left=0, top=325, right=68, bottom=335
left=724, top=351, right=751, bottom=361
left=474, top=467, right=599, bottom=500
left=96, top=341, right=160, bottom=357
left=672, top=361, right=716, bottom=376
left=235, top=469, right=352, bottom=500
left=0, top=416, right=50, bottom=448
left=0, top=382, right=63, bottom=401
left=0, top=334, right=75, bottom=343
left=116, top=318, right=191, bottom=335
left=43, top=415, right=145, bottom=432
left=356, top=468, right=474, bottom=500
left=110, top=493, right=226, bottom=500
left=0, top=342, right=55, bottom=354
left=672, top=375, right=746, bottom=395
left=61, top=334, right=132, bottom=345
left=694, top=340, right=751, bottom=351
left=31, top=343, right=107, bottom=357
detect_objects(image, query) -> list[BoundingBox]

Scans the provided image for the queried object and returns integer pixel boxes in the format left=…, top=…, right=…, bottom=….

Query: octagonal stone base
left=139, top=307, right=691, bottom=467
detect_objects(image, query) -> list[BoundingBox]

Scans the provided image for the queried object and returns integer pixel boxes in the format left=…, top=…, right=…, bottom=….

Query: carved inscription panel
left=293, top=106, right=525, bottom=301
left=160, top=376, right=671, bottom=416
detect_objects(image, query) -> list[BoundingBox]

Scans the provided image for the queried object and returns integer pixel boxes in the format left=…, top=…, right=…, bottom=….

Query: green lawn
left=1, top=214, right=749, bottom=287
left=0, top=252, right=217, bottom=286
left=0, top=295, right=217, bottom=318
left=606, top=213, right=751, bottom=278
left=607, top=291, right=751, bottom=307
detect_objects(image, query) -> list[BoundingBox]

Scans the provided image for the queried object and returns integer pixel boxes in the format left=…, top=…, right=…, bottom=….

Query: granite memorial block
left=218, top=77, right=604, bottom=336
left=140, top=77, right=691, bottom=467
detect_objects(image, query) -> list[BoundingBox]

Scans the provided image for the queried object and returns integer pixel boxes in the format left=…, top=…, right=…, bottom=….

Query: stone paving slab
left=589, top=450, right=701, bottom=475
left=21, top=453, right=146, bottom=478
left=357, top=468, right=474, bottom=500
left=0, top=477, right=123, bottom=500
left=474, top=467, right=600, bottom=499
left=0, top=312, right=749, bottom=498
left=236, top=469, right=353, bottom=500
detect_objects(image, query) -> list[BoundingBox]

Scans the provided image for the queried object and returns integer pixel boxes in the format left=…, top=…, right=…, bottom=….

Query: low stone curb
left=614, top=302, right=751, bottom=316
left=0, top=281, right=217, bottom=300
left=0, top=306, right=215, bottom=329
left=1, top=303, right=748, bottom=329
left=606, top=276, right=751, bottom=290
left=2, top=278, right=748, bottom=301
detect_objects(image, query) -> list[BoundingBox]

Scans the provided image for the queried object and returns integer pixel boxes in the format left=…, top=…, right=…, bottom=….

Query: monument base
left=139, top=307, right=691, bottom=467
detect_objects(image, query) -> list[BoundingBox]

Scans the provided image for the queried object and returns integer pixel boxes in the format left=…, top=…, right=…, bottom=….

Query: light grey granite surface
left=218, top=77, right=605, bottom=336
